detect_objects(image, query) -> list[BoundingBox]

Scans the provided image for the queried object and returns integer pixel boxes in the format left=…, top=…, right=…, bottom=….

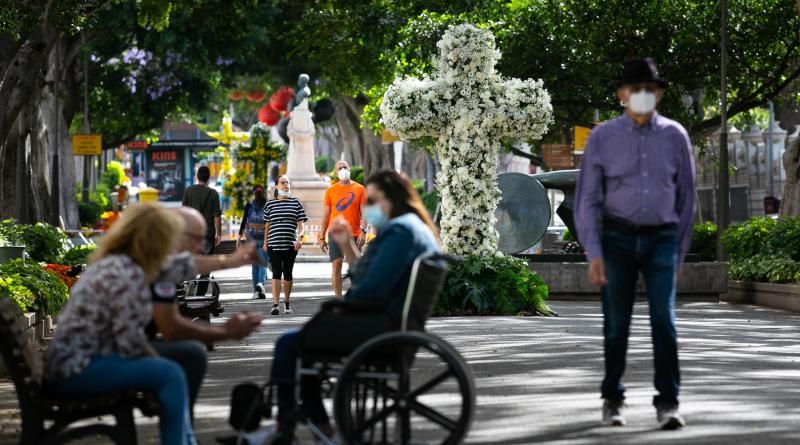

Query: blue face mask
left=364, top=204, right=389, bottom=228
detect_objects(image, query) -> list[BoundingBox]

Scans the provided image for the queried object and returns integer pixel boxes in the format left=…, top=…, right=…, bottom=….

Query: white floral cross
left=381, top=24, right=553, bottom=256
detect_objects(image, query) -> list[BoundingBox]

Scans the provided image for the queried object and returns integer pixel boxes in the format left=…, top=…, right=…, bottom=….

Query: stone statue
left=288, top=74, right=311, bottom=112
left=283, top=73, right=329, bottom=249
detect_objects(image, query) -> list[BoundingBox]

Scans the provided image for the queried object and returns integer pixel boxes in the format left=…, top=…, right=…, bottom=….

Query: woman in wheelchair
left=267, top=170, right=440, bottom=443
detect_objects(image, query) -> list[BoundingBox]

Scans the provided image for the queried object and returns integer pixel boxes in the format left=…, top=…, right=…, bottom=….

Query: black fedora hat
left=615, top=58, right=667, bottom=88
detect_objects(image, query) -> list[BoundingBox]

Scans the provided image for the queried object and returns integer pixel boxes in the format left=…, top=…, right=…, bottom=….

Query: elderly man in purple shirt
left=575, top=58, right=695, bottom=430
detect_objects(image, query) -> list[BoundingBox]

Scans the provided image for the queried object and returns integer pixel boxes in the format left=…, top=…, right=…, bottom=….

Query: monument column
left=284, top=75, right=329, bottom=250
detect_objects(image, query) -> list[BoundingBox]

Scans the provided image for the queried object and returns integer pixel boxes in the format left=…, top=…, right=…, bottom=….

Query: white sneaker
left=256, top=283, right=267, bottom=299
left=602, top=399, right=626, bottom=426
left=251, top=291, right=260, bottom=300
left=283, top=302, right=293, bottom=314
left=239, top=424, right=279, bottom=445
left=657, top=405, right=685, bottom=430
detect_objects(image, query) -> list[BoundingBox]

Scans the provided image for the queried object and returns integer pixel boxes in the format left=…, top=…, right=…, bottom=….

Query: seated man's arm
left=346, top=225, right=415, bottom=304
left=153, top=303, right=230, bottom=342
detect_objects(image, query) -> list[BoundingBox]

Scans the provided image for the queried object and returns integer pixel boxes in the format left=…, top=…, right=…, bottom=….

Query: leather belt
left=602, top=215, right=675, bottom=235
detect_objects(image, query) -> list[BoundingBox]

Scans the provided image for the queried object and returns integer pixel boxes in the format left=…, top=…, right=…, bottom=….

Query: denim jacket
left=345, top=213, right=440, bottom=319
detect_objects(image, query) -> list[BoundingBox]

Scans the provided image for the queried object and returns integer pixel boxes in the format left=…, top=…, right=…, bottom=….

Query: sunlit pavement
left=2, top=263, right=800, bottom=444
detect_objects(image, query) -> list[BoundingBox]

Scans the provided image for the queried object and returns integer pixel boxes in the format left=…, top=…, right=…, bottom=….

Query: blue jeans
left=51, top=354, right=196, bottom=445
left=252, top=244, right=269, bottom=290
left=600, top=225, right=680, bottom=407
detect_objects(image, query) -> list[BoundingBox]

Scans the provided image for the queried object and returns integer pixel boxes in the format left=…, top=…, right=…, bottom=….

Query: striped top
left=575, top=112, right=696, bottom=263
left=264, top=197, right=308, bottom=251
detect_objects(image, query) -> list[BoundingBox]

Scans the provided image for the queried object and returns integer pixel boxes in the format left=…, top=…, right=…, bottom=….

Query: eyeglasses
left=278, top=180, right=290, bottom=185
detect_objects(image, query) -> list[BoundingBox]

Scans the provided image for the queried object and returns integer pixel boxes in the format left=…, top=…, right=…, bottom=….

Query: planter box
left=526, top=261, right=728, bottom=301
left=723, top=281, right=800, bottom=313
left=0, top=312, right=37, bottom=378
left=0, top=245, right=25, bottom=264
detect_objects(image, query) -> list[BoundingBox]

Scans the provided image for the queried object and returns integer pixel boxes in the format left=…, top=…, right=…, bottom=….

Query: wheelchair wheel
left=333, top=331, right=474, bottom=445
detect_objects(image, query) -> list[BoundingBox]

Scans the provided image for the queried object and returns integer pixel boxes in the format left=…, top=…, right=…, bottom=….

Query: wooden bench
left=0, top=300, right=159, bottom=445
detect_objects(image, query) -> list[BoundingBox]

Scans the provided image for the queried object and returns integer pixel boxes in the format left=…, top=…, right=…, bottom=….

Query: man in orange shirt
left=319, top=160, right=367, bottom=298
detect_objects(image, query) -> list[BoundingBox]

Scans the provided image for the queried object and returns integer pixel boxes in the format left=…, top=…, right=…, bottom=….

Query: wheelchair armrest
left=320, top=298, right=384, bottom=314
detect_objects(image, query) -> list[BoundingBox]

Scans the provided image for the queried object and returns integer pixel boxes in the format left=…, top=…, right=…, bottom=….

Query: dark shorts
left=328, top=236, right=359, bottom=261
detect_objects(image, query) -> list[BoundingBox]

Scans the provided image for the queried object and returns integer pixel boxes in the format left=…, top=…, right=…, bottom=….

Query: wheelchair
left=230, top=252, right=475, bottom=445
left=177, top=276, right=223, bottom=323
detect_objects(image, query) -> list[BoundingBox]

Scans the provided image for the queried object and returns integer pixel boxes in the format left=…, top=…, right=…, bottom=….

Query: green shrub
left=61, top=245, right=96, bottom=266
left=0, top=220, right=68, bottom=263
left=764, top=217, right=800, bottom=261
left=728, top=254, right=800, bottom=283
left=435, top=254, right=554, bottom=316
left=689, top=222, right=717, bottom=261
left=315, top=155, right=332, bottom=173
left=721, top=217, right=776, bottom=261
left=78, top=201, right=102, bottom=226
left=421, top=190, right=439, bottom=220
left=0, top=275, right=35, bottom=312
left=0, top=259, right=69, bottom=316
left=562, top=229, right=576, bottom=242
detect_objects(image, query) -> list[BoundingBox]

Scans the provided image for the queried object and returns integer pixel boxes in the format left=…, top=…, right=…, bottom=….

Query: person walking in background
left=263, top=175, right=308, bottom=315
left=237, top=185, right=269, bottom=299
left=182, top=165, right=222, bottom=296
left=318, top=160, right=367, bottom=298
left=575, top=58, right=695, bottom=430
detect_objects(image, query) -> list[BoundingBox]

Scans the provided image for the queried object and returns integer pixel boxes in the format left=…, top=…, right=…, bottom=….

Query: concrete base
left=723, top=281, right=800, bottom=312
left=526, top=260, right=728, bottom=300
left=290, top=180, right=330, bottom=242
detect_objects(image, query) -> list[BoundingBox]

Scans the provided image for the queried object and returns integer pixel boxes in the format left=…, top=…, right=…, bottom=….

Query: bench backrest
left=0, top=300, right=44, bottom=409
left=400, top=253, right=454, bottom=332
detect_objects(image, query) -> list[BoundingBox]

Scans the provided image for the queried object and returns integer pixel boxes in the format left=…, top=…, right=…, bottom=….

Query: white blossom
left=381, top=24, right=553, bottom=256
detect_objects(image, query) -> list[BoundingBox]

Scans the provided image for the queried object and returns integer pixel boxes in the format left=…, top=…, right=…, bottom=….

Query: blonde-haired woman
left=46, top=203, right=198, bottom=445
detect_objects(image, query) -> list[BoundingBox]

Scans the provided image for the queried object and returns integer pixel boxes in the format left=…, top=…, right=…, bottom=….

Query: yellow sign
left=381, top=128, right=401, bottom=144
left=72, top=134, right=102, bottom=156
left=574, top=126, right=592, bottom=153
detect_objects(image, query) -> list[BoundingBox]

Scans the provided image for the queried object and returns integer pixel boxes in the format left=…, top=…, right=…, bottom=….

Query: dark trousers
left=269, top=248, right=298, bottom=281
left=150, top=339, right=208, bottom=423
left=196, top=237, right=216, bottom=295
left=272, top=329, right=329, bottom=435
left=600, top=225, right=681, bottom=407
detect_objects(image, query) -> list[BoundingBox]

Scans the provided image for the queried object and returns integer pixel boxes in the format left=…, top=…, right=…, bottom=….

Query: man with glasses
left=149, top=207, right=264, bottom=423
left=319, top=160, right=367, bottom=298
left=575, top=58, right=695, bottom=430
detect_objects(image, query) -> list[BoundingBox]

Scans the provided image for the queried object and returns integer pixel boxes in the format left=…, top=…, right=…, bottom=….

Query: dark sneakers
left=602, top=399, right=626, bottom=426
left=270, top=304, right=280, bottom=315
left=656, top=404, right=686, bottom=430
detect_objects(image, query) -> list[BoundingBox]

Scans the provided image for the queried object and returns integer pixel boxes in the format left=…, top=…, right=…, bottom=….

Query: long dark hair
left=365, top=170, right=438, bottom=237
left=252, top=185, right=266, bottom=208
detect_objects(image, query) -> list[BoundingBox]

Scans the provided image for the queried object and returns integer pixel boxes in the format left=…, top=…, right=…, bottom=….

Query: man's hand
left=223, top=312, right=263, bottom=340
left=588, top=258, right=607, bottom=287
left=214, top=234, right=222, bottom=246
left=230, top=243, right=258, bottom=267
left=329, top=217, right=352, bottom=247
left=319, top=237, right=328, bottom=253
left=356, top=232, right=366, bottom=248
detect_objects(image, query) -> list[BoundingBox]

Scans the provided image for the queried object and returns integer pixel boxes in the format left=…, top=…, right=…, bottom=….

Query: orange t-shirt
left=324, top=181, right=367, bottom=236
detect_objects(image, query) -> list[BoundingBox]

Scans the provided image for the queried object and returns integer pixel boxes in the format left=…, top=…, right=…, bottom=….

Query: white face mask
left=628, top=90, right=657, bottom=115
left=337, top=168, right=350, bottom=181
left=278, top=190, right=289, bottom=197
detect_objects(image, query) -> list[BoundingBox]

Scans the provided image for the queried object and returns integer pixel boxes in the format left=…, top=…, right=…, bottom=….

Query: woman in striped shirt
left=263, top=175, right=308, bottom=315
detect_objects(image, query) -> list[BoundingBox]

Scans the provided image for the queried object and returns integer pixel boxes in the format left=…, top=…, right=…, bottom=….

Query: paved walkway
left=2, top=263, right=800, bottom=444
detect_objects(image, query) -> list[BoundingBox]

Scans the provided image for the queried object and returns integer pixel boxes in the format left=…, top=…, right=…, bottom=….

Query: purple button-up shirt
left=575, top=112, right=696, bottom=263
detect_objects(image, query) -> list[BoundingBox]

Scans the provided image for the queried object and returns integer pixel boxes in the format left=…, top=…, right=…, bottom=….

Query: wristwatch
left=361, top=227, right=368, bottom=234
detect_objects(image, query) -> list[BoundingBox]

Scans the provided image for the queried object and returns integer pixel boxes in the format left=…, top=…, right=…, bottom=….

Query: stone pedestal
left=285, top=99, right=329, bottom=252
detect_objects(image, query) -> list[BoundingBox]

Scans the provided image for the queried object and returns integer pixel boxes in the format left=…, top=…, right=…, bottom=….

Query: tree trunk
left=0, top=123, right=19, bottom=219
left=781, top=138, right=800, bottom=216
left=333, top=96, right=392, bottom=176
